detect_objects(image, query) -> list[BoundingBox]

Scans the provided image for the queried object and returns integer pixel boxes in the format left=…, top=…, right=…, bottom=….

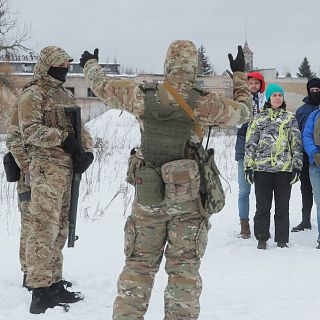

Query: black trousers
left=300, top=152, right=313, bottom=218
left=254, top=171, right=292, bottom=243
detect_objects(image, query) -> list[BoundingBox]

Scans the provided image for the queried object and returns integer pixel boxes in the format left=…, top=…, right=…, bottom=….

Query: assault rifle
left=65, top=106, right=82, bottom=248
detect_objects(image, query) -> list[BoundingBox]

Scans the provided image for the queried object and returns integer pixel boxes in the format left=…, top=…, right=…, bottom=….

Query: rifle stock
left=65, top=106, right=82, bottom=248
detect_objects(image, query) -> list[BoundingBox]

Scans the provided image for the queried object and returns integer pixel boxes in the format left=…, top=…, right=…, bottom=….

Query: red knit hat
left=247, top=71, right=266, bottom=93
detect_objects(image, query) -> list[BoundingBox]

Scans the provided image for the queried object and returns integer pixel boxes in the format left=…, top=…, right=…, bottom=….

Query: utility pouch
left=196, top=145, right=225, bottom=216
left=161, top=159, right=200, bottom=203
left=126, top=153, right=144, bottom=186
left=135, top=166, right=164, bottom=206
left=3, top=152, right=20, bottom=182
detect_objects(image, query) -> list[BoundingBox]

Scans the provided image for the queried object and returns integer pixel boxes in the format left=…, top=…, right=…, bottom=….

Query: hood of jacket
left=33, top=46, right=73, bottom=82
left=164, top=40, right=198, bottom=86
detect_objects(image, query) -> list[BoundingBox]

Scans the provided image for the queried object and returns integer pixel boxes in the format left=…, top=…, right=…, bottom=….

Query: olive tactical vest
left=140, top=83, right=202, bottom=167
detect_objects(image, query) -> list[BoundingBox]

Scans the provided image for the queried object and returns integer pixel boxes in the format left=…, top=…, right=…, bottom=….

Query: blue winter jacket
left=303, top=109, right=320, bottom=165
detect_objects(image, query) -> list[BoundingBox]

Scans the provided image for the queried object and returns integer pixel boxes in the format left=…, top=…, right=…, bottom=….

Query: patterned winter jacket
left=244, top=107, right=303, bottom=173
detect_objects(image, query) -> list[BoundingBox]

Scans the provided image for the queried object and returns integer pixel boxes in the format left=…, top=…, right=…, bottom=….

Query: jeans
left=237, top=159, right=251, bottom=220
left=309, top=166, right=320, bottom=241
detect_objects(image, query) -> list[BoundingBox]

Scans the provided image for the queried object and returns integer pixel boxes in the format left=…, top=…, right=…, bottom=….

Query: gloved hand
left=79, top=48, right=99, bottom=68
left=63, top=133, right=81, bottom=155
left=228, top=45, right=245, bottom=73
left=73, top=152, right=94, bottom=173
left=244, top=169, right=254, bottom=184
left=314, top=152, right=320, bottom=166
left=290, top=169, right=301, bottom=185
left=314, top=116, right=320, bottom=146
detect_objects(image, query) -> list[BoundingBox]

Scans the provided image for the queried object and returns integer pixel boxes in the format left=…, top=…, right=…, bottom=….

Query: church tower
left=243, top=41, right=253, bottom=72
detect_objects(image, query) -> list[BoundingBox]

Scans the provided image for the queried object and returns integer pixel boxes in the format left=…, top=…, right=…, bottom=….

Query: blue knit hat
left=265, top=83, right=285, bottom=101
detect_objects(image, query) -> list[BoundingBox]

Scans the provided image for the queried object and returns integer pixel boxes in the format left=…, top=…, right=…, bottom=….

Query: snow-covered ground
left=1, top=109, right=320, bottom=320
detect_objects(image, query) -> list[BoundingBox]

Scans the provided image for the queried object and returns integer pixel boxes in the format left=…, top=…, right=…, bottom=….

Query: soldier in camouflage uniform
left=6, top=103, right=31, bottom=286
left=244, top=84, right=303, bottom=249
left=79, top=40, right=252, bottom=320
left=17, top=46, right=94, bottom=314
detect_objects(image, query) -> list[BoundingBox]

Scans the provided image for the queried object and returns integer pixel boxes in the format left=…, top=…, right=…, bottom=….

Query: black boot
left=50, top=280, right=84, bottom=304
left=277, top=242, right=288, bottom=248
left=291, top=220, right=312, bottom=232
left=29, top=287, right=60, bottom=314
left=62, top=279, right=73, bottom=288
left=257, top=239, right=267, bottom=249
left=291, top=211, right=311, bottom=232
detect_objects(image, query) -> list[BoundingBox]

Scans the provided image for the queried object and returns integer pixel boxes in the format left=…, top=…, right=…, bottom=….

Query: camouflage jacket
left=18, top=47, right=93, bottom=167
left=6, top=103, right=29, bottom=173
left=244, top=108, right=303, bottom=173
left=84, top=61, right=252, bottom=144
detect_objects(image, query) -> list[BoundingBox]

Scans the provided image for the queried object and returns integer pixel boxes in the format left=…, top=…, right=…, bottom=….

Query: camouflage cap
left=33, top=46, right=73, bottom=79
left=164, top=40, right=198, bottom=84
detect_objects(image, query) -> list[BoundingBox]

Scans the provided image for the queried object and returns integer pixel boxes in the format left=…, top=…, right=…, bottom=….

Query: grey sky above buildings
left=9, top=0, right=320, bottom=76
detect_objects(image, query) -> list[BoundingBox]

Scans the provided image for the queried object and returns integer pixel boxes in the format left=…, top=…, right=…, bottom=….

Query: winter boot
left=277, top=242, right=288, bottom=248
left=291, top=211, right=312, bottom=232
left=257, top=239, right=267, bottom=250
left=316, top=243, right=320, bottom=249
left=29, top=287, right=59, bottom=314
left=50, top=280, right=84, bottom=304
left=239, top=219, right=251, bottom=239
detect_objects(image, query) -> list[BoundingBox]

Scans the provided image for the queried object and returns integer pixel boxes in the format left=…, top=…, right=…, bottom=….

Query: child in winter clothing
left=244, top=84, right=303, bottom=249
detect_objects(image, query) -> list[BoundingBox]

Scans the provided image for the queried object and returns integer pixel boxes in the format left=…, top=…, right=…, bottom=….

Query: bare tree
left=0, top=0, right=30, bottom=54
left=0, top=0, right=31, bottom=133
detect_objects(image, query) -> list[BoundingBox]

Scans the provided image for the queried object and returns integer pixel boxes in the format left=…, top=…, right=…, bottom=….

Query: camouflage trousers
left=113, top=199, right=210, bottom=320
left=25, top=159, right=72, bottom=288
left=17, top=174, right=31, bottom=273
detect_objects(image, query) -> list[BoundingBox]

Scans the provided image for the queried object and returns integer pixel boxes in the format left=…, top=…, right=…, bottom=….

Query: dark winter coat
left=295, top=97, right=319, bottom=133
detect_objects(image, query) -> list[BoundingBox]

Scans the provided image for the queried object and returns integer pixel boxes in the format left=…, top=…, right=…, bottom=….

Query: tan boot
left=239, top=219, right=251, bottom=239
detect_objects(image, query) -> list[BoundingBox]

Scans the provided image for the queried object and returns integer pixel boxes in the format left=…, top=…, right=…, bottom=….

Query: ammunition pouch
left=195, top=144, right=225, bottom=216
left=3, top=152, right=20, bottom=182
left=135, top=166, right=164, bottom=206
left=161, top=159, right=200, bottom=203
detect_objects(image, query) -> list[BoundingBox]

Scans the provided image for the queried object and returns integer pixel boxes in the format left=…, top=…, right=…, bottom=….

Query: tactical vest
left=140, top=83, right=202, bottom=167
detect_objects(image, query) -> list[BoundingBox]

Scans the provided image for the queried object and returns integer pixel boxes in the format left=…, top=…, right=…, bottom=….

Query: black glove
left=228, top=45, right=245, bottom=73
left=290, top=169, right=301, bottom=185
left=79, top=48, right=99, bottom=68
left=63, top=133, right=81, bottom=155
left=244, top=169, right=254, bottom=185
left=73, top=152, right=94, bottom=173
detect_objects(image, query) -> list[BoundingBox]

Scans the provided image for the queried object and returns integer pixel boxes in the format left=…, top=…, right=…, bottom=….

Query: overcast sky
left=8, top=0, right=320, bottom=76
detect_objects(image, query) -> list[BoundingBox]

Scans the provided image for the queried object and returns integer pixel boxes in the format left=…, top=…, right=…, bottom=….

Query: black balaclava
left=47, top=66, right=69, bottom=82
left=307, top=78, right=320, bottom=105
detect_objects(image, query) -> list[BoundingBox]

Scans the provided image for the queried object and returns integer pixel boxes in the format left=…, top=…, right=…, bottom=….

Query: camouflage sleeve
left=6, top=105, right=29, bottom=172
left=18, top=89, right=66, bottom=148
left=195, top=71, right=252, bottom=127
left=83, top=60, right=144, bottom=117
left=244, top=118, right=259, bottom=170
left=81, top=121, right=93, bottom=152
left=291, top=118, right=303, bottom=171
